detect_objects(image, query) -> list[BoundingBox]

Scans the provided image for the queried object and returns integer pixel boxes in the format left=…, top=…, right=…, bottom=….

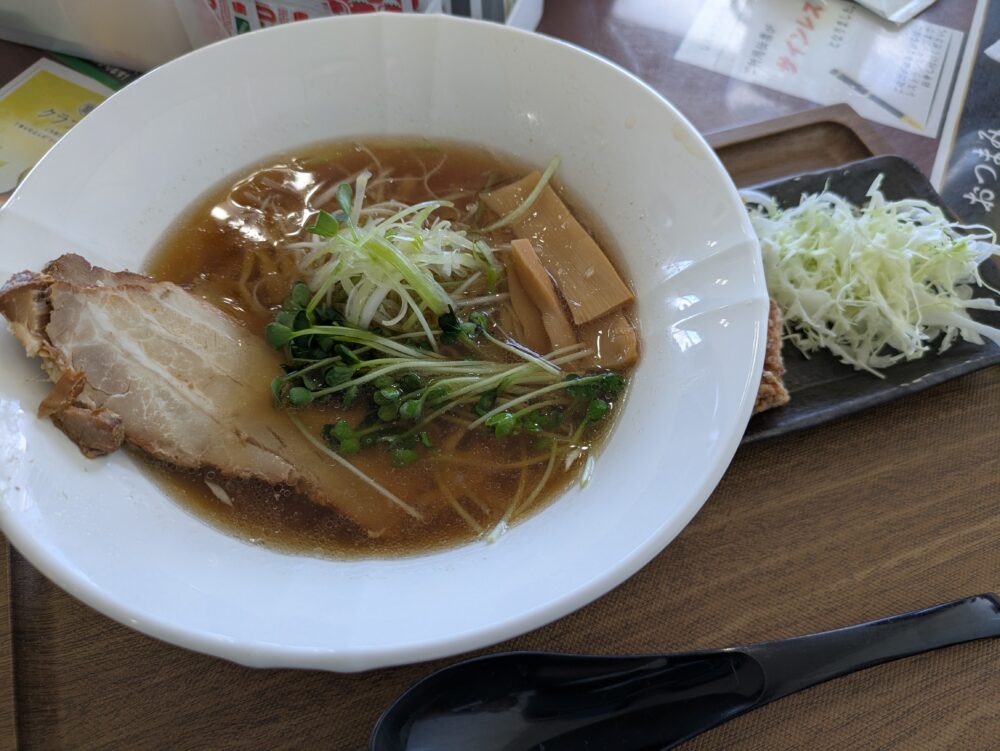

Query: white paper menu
left=676, top=0, right=963, bottom=137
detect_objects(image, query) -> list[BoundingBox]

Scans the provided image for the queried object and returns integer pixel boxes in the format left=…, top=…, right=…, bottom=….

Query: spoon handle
left=746, top=593, right=1000, bottom=705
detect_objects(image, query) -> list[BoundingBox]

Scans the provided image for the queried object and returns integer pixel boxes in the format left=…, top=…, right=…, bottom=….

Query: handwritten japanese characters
left=963, top=130, right=1000, bottom=214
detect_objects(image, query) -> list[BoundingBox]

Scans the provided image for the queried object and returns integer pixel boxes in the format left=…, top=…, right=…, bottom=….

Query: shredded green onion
left=295, top=171, right=501, bottom=346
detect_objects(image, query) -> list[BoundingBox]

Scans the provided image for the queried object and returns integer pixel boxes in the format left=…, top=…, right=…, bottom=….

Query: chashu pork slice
left=0, top=254, right=419, bottom=537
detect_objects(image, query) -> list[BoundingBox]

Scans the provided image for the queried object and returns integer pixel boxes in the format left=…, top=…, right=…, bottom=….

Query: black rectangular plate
left=742, top=155, right=1000, bottom=444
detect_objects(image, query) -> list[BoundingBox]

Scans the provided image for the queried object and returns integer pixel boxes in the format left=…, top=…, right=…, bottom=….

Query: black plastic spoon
left=370, top=594, right=1000, bottom=751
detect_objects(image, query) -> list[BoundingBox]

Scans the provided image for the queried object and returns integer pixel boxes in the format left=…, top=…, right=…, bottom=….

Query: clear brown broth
left=145, top=138, right=632, bottom=558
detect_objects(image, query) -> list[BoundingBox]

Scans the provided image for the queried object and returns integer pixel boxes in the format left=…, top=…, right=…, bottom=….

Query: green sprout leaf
left=338, top=437, right=360, bottom=455
left=600, top=373, right=626, bottom=398
left=392, top=448, right=420, bottom=468
left=336, top=183, right=354, bottom=217
left=373, top=385, right=402, bottom=405
left=313, top=303, right=344, bottom=326
left=265, top=322, right=296, bottom=349
left=270, top=376, right=284, bottom=403
left=341, top=384, right=359, bottom=408
left=535, top=436, right=555, bottom=451
left=292, top=309, right=313, bottom=331
left=305, top=209, right=341, bottom=238
left=287, top=387, right=314, bottom=407
left=331, top=420, right=354, bottom=441
left=474, top=390, right=497, bottom=416
left=325, top=365, right=355, bottom=387
left=522, top=408, right=561, bottom=433
left=439, top=309, right=478, bottom=346
left=565, top=373, right=597, bottom=400
left=587, top=399, right=610, bottom=423
left=322, top=421, right=361, bottom=456
left=523, top=412, right=543, bottom=432
left=399, top=400, right=423, bottom=421
left=398, top=373, right=422, bottom=392
left=485, top=411, right=516, bottom=437
left=290, top=281, right=312, bottom=309
left=426, top=386, right=450, bottom=407
left=335, top=343, right=361, bottom=365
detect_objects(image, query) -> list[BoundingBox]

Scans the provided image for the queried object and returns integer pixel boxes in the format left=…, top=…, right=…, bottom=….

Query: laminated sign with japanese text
left=939, top=0, right=1000, bottom=233
left=0, top=59, right=114, bottom=199
left=676, top=0, right=963, bottom=136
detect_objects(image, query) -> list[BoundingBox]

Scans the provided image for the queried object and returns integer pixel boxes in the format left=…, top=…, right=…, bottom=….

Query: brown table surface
left=2, top=1, right=998, bottom=749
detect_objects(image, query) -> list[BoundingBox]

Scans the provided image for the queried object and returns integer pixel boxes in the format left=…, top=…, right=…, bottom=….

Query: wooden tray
left=3, top=107, right=998, bottom=751
left=707, top=104, right=884, bottom=187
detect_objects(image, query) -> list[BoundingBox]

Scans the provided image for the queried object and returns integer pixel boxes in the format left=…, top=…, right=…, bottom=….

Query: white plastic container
left=0, top=0, right=542, bottom=71
left=0, top=0, right=194, bottom=70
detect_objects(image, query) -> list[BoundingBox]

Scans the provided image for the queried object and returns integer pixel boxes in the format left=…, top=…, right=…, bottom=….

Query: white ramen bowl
left=0, top=14, right=766, bottom=671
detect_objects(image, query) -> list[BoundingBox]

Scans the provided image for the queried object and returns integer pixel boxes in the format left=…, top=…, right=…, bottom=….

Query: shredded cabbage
left=743, top=176, right=1000, bottom=377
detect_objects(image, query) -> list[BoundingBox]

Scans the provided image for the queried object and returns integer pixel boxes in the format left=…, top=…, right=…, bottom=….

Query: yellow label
left=0, top=65, right=108, bottom=194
